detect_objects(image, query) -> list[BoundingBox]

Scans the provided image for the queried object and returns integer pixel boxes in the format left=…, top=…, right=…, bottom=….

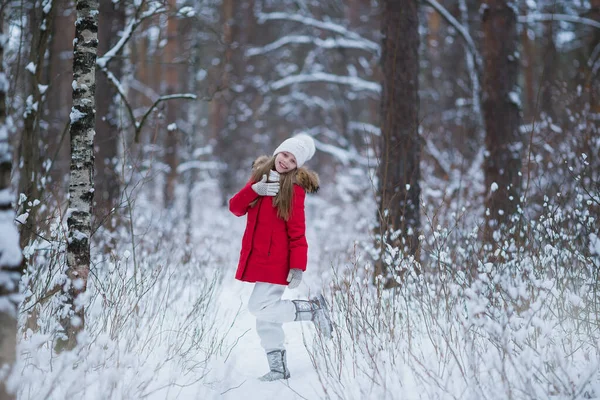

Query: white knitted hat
left=273, top=134, right=316, bottom=168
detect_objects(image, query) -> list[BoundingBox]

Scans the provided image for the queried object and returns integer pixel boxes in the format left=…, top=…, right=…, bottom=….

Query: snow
left=0, top=72, right=8, bottom=92
left=270, top=72, right=380, bottom=93
left=15, top=212, right=29, bottom=224
left=69, top=230, right=88, bottom=243
left=0, top=190, right=22, bottom=268
left=246, top=35, right=379, bottom=57
left=25, top=62, right=36, bottom=74
left=42, top=0, right=51, bottom=14
left=69, top=107, right=86, bottom=123
left=508, top=91, right=521, bottom=108
left=257, top=12, right=379, bottom=53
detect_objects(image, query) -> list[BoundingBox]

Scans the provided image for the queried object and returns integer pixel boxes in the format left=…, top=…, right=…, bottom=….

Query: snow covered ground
left=13, top=170, right=600, bottom=400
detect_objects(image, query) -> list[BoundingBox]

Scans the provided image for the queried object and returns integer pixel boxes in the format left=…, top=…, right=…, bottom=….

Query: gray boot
left=258, top=349, right=291, bottom=381
left=293, top=294, right=333, bottom=339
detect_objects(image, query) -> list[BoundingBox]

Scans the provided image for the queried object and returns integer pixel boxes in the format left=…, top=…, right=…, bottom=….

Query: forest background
left=0, top=0, right=599, bottom=399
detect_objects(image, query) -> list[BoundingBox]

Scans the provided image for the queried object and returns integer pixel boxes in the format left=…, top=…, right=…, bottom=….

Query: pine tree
left=481, top=0, right=522, bottom=244
left=375, top=0, right=421, bottom=286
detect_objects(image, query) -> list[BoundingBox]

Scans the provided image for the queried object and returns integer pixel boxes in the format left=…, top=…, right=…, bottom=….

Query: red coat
left=229, top=158, right=319, bottom=285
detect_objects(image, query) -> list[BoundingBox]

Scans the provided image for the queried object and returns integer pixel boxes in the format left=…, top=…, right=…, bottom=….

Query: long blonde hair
left=250, top=156, right=295, bottom=221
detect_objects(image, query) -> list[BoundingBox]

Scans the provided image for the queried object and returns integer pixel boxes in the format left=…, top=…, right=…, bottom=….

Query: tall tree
left=94, top=0, right=125, bottom=228
left=375, top=0, right=421, bottom=285
left=46, top=0, right=75, bottom=189
left=57, top=0, right=99, bottom=351
left=163, top=0, right=180, bottom=209
left=481, top=0, right=522, bottom=244
left=18, top=0, right=56, bottom=255
left=0, top=10, right=22, bottom=399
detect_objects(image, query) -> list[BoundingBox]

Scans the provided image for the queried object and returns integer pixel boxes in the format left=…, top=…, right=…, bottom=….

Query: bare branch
left=135, top=94, right=197, bottom=143
left=99, top=67, right=137, bottom=130
left=423, top=0, right=482, bottom=74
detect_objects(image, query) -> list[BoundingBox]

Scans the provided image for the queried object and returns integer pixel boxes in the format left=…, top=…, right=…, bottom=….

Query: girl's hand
left=286, top=268, right=303, bottom=289
left=251, top=174, right=280, bottom=196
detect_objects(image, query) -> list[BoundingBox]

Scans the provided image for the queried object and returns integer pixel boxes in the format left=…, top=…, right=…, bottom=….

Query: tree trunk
left=163, top=0, right=180, bottom=209
left=375, top=0, right=421, bottom=286
left=46, top=0, right=75, bottom=190
left=521, top=24, right=536, bottom=121
left=212, top=0, right=234, bottom=207
left=0, top=12, right=22, bottom=399
left=94, top=0, right=125, bottom=229
left=540, top=20, right=557, bottom=117
left=586, top=0, right=600, bottom=130
left=57, top=0, right=99, bottom=352
left=18, top=0, right=56, bottom=255
left=481, top=0, right=522, bottom=244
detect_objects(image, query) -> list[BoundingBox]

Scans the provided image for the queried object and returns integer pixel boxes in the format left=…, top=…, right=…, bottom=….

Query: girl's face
left=274, top=151, right=297, bottom=174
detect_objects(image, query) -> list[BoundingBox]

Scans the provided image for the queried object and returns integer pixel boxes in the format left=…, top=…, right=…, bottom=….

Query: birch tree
left=375, top=0, right=421, bottom=286
left=0, top=11, right=22, bottom=399
left=57, top=0, right=99, bottom=351
left=481, top=0, right=522, bottom=245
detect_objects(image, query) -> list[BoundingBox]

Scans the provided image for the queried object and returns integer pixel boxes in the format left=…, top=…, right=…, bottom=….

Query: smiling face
left=274, top=151, right=297, bottom=174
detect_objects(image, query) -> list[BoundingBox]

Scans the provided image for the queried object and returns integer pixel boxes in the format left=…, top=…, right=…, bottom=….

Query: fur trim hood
left=252, top=155, right=319, bottom=194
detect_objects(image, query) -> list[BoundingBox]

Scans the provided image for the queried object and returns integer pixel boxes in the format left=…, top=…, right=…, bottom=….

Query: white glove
left=268, top=170, right=280, bottom=182
left=286, top=268, right=303, bottom=289
left=252, top=174, right=280, bottom=196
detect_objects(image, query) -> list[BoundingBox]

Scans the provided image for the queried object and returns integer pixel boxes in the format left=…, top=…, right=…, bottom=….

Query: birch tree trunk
left=375, top=0, right=421, bottom=286
left=57, top=0, right=99, bottom=351
left=0, top=13, right=22, bottom=399
left=481, top=0, right=522, bottom=245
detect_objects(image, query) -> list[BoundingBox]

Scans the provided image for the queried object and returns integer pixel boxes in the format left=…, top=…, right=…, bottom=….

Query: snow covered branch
left=134, top=94, right=197, bottom=143
left=423, top=0, right=482, bottom=73
left=313, top=137, right=370, bottom=167
left=96, top=3, right=168, bottom=69
left=269, top=72, right=381, bottom=94
left=518, top=13, right=600, bottom=30
left=256, top=12, right=379, bottom=53
left=247, top=35, right=378, bottom=57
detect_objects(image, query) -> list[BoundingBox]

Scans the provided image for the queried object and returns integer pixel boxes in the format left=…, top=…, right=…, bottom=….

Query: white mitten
left=252, top=174, right=280, bottom=196
left=286, top=268, right=303, bottom=289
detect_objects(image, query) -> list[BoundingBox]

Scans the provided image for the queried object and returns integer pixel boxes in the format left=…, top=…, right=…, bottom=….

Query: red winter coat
left=229, top=156, right=319, bottom=285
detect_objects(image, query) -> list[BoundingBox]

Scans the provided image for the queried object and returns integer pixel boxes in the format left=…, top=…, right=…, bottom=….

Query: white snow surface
left=12, top=164, right=600, bottom=399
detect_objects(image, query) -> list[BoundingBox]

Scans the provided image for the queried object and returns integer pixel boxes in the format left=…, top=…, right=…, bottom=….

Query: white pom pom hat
left=273, top=134, right=316, bottom=168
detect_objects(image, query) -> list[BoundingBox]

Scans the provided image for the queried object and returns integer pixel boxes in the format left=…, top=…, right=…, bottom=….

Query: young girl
left=229, top=134, right=332, bottom=381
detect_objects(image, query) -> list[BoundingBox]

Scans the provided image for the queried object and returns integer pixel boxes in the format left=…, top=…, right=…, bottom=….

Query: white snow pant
left=248, top=282, right=297, bottom=352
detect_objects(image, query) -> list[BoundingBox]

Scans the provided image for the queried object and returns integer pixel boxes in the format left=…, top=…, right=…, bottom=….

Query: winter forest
left=0, top=0, right=599, bottom=398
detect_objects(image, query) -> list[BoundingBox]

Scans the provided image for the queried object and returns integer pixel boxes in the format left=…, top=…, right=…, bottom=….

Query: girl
left=229, top=134, right=332, bottom=381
